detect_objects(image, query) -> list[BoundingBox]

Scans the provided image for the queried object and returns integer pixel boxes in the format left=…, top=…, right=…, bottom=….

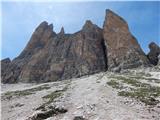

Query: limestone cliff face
left=60, top=20, right=107, bottom=80
left=1, top=9, right=157, bottom=83
left=1, top=22, right=56, bottom=83
left=2, top=20, right=106, bottom=83
left=103, top=9, right=150, bottom=71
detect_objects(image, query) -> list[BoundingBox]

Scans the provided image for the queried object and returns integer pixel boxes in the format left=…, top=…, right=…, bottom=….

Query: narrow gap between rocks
left=101, top=39, right=108, bottom=70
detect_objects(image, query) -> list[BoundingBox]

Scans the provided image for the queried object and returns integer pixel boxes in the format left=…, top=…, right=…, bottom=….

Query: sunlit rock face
left=103, top=9, right=150, bottom=72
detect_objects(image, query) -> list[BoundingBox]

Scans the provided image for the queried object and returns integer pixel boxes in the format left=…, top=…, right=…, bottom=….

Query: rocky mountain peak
left=83, top=20, right=93, bottom=27
left=48, top=23, right=53, bottom=30
left=1, top=58, right=11, bottom=63
left=149, top=42, right=160, bottom=50
left=35, top=21, right=53, bottom=33
left=147, top=42, right=160, bottom=65
left=59, top=27, right=65, bottom=35
left=82, top=20, right=97, bottom=31
left=106, top=9, right=125, bottom=21
left=1, top=9, right=158, bottom=83
left=23, top=21, right=56, bottom=51
left=104, top=9, right=129, bottom=32
left=37, top=21, right=48, bottom=27
left=103, top=9, right=149, bottom=71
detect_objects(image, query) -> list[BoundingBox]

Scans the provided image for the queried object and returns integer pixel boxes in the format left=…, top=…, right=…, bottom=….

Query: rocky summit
left=1, top=9, right=160, bottom=83
left=103, top=9, right=150, bottom=72
left=147, top=42, right=160, bottom=65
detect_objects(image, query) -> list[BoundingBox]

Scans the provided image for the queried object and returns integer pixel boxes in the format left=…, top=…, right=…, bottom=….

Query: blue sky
left=1, top=1, right=160, bottom=60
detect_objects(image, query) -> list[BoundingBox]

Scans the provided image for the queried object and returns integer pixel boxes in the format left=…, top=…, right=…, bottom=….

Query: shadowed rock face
left=158, top=55, right=160, bottom=65
left=60, top=20, right=107, bottom=80
left=147, top=42, right=160, bottom=65
left=1, top=9, right=154, bottom=83
left=1, top=58, right=12, bottom=83
left=103, top=9, right=150, bottom=72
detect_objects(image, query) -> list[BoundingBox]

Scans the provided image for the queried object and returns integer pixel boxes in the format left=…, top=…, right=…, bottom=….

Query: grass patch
left=2, top=84, right=51, bottom=100
left=130, top=76, right=160, bottom=83
left=43, top=90, right=64, bottom=103
left=121, top=78, right=149, bottom=88
left=36, top=90, right=63, bottom=111
left=107, top=80, right=124, bottom=89
left=145, top=78, right=160, bottom=83
left=36, top=83, right=70, bottom=111
left=108, top=74, right=160, bottom=105
left=136, top=72, right=152, bottom=77
left=109, top=75, right=150, bottom=88
left=118, top=86, right=160, bottom=105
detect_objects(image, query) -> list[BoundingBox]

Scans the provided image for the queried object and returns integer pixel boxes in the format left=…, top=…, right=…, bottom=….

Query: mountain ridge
left=1, top=9, right=160, bottom=83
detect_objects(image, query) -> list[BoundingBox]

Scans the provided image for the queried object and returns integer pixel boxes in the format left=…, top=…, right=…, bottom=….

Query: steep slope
left=103, top=9, right=150, bottom=72
left=2, top=69, right=160, bottom=120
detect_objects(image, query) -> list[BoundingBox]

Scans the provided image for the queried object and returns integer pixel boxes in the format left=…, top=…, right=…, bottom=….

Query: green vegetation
left=2, top=84, right=51, bottom=100
left=109, top=75, right=150, bottom=88
left=36, top=83, right=70, bottom=111
left=43, top=90, right=64, bottom=103
left=107, top=74, right=160, bottom=105
left=118, top=86, right=160, bottom=105
left=36, top=90, right=64, bottom=111
left=107, top=80, right=124, bottom=89
left=136, top=72, right=152, bottom=77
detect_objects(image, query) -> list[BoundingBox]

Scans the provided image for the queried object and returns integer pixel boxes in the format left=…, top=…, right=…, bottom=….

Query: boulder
left=59, top=27, right=65, bottom=35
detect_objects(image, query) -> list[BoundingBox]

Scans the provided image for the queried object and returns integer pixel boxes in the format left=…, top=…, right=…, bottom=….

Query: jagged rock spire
left=103, top=9, right=150, bottom=71
left=23, top=21, right=56, bottom=51
left=1, top=9, right=154, bottom=84
left=82, top=20, right=102, bottom=35
left=147, top=42, right=160, bottom=65
left=83, top=20, right=93, bottom=26
left=82, top=20, right=94, bottom=30
left=59, top=27, right=65, bottom=35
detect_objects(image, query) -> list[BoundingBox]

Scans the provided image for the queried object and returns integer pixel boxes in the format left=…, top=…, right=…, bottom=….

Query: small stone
left=73, top=116, right=86, bottom=120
